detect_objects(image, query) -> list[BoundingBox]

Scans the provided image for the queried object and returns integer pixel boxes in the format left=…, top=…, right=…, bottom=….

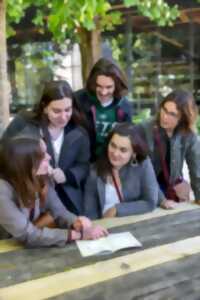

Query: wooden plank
left=120, top=209, right=200, bottom=249
left=1, top=236, right=200, bottom=300
left=51, top=253, right=200, bottom=300
left=0, top=202, right=198, bottom=254
left=95, top=202, right=199, bottom=229
left=0, top=240, right=22, bottom=254
left=0, top=209, right=200, bottom=289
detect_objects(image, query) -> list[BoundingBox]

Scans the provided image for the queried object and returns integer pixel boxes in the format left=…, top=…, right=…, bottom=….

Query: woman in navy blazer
left=3, top=81, right=90, bottom=215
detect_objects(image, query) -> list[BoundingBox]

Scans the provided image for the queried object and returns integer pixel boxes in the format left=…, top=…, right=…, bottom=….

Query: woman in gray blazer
left=3, top=81, right=90, bottom=215
left=136, top=90, right=200, bottom=209
left=0, top=137, right=107, bottom=247
left=84, top=123, right=159, bottom=219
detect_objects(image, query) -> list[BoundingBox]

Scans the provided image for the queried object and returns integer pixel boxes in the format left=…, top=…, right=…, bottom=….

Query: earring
left=131, top=153, right=138, bottom=165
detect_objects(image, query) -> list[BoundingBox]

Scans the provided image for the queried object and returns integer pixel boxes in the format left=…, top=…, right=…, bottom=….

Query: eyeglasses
left=161, top=106, right=180, bottom=119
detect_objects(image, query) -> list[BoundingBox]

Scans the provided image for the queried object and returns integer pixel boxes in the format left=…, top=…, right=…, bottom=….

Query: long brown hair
left=86, top=58, right=128, bottom=99
left=0, top=137, right=46, bottom=207
left=32, top=80, right=87, bottom=128
left=157, top=90, right=198, bottom=133
left=96, top=123, right=148, bottom=181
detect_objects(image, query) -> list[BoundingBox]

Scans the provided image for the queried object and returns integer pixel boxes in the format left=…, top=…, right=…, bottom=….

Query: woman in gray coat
left=0, top=137, right=107, bottom=247
left=84, top=123, right=159, bottom=219
left=137, top=90, right=200, bottom=209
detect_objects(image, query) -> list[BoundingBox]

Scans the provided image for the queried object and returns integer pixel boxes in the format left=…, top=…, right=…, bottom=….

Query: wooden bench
left=0, top=202, right=199, bottom=300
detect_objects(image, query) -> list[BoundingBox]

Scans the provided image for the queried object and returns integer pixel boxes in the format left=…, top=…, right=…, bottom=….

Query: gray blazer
left=137, top=118, right=200, bottom=202
left=0, top=179, right=77, bottom=247
left=84, top=158, right=159, bottom=219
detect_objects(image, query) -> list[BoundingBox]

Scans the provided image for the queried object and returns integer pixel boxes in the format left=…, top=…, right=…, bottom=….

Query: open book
left=76, top=232, right=142, bottom=257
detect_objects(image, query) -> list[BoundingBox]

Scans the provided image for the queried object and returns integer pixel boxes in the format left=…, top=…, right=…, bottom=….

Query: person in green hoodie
left=75, top=58, right=133, bottom=161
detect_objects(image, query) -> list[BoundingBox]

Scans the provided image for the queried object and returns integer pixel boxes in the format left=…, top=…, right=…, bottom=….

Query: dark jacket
left=3, top=113, right=90, bottom=214
left=137, top=118, right=200, bottom=202
left=75, top=89, right=133, bottom=160
left=84, top=158, right=159, bottom=220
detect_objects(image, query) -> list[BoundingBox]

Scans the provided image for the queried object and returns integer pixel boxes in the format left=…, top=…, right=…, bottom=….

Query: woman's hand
left=33, top=212, right=56, bottom=228
left=52, top=168, right=66, bottom=184
left=174, top=181, right=191, bottom=202
left=82, top=225, right=109, bottom=240
left=47, top=165, right=54, bottom=176
left=160, top=199, right=177, bottom=209
left=73, top=216, right=92, bottom=232
left=103, top=206, right=117, bottom=218
left=73, top=216, right=92, bottom=231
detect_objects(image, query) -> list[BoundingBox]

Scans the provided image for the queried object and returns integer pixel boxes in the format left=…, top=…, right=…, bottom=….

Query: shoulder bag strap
left=111, top=171, right=124, bottom=202
left=153, top=127, right=171, bottom=185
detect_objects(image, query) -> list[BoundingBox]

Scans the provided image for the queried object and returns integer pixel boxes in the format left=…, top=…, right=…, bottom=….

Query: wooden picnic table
left=0, top=202, right=200, bottom=300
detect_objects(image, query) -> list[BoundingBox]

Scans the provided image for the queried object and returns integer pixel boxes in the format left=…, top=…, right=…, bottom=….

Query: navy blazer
left=42, top=123, right=90, bottom=214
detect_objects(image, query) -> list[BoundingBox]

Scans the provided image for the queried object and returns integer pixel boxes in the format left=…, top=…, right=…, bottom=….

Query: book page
left=76, top=237, right=112, bottom=257
left=106, top=232, right=142, bottom=252
left=76, top=232, right=142, bottom=257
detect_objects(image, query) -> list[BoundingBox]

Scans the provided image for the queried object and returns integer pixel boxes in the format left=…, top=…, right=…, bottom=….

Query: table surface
left=0, top=202, right=200, bottom=300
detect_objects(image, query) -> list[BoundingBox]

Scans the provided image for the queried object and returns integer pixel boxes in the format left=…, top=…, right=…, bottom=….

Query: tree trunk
left=125, top=14, right=134, bottom=94
left=78, top=27, right=102, bottom=85
left=0, top=0, right=10, bottom=136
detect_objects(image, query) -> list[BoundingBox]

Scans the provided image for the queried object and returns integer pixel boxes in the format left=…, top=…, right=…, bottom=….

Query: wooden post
left=124, top=14, right=133, bottom=95
left=0, top=0, right=10, bottom=135
left=155, top=34, right=162, bottom=109
left=78, top=26, right=102, bottom=85
left=189, top=20, right=194, bottom=92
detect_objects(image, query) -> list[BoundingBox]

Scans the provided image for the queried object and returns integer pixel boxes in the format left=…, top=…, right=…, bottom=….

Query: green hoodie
left=91, top=94, right=117, bottom=157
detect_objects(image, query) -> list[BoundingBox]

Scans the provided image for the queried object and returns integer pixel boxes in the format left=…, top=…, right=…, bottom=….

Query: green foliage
left=6, top=0, right=180, bottom=42
left=124, top=0, right=179, bottom=26
left=45, top=0, right=122, bottom=42
left=33, top=9, right=45, bottom=27
left=124, top=0, right=139, bottom=7
left=110, top=35, right=123, bottom=62
left=6, top=0, right=32, bottom=36
left=11, top=42, right=57, bottom=109
left=7, top=0, right=29, bottom=23
left=195, top=115, right=200, bottom=134
left=132, top=108, right=151, bottom=124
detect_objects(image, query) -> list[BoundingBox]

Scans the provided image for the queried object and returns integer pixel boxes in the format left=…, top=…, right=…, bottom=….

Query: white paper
left=76, top=232, right=142, bottom=257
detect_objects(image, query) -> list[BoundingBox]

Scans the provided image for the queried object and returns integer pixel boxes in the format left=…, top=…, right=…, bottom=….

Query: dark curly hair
left=96, top=123, right=148, bottom=181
